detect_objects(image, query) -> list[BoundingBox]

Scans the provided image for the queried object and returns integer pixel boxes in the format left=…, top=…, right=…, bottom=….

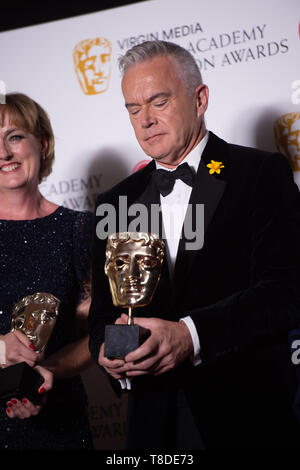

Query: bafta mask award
left=0, top=292, right=60, bottom=404
left=104, top=232, right=165, bottom=359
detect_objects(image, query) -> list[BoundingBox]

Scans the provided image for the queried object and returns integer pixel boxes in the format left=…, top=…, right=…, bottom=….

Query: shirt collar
left=155, top=131, right=209, bottom=172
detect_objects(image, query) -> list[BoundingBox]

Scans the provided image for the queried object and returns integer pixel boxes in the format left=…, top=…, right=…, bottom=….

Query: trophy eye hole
left=40, top=311, right=54, bottom=323
left=115, top=258, right=126, bottom=270
left=14, top=315, right=25, bottom=329
left=139, top=256, right=158, bottom=270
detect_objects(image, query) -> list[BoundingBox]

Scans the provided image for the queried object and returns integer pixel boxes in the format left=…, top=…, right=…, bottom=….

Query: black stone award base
left=104, top=324, right=150, bottom=359
left=0, top=362, right=44, bottom=406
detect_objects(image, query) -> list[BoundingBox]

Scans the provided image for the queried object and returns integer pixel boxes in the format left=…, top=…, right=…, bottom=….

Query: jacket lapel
left=172, top=132, right=228, bottom=298
left=126, top=160, right=157, bottom=208
left=127, top=160, right=162, bottom=234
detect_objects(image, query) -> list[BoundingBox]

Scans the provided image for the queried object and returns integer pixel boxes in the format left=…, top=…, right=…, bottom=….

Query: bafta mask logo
left=73, top=37, right=112, bottom=95
left=274, top=112, right=300, bottom=171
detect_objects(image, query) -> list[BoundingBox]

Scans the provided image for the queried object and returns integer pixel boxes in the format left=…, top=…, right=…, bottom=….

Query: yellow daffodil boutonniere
left=207, top=160, right=225, bottom=175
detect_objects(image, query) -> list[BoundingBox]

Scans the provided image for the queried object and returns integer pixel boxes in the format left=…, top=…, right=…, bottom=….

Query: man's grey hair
left=118, top=40, right=203, bottom=95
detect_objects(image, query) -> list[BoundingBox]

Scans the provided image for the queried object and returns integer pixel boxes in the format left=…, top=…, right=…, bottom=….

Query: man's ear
left=195, top=84, right=209, bottom=117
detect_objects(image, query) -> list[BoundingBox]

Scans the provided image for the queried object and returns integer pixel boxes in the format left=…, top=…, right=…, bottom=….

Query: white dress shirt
left=156, top=132, right=208, bottom=367
left=120, top=132, right=209, bottom=389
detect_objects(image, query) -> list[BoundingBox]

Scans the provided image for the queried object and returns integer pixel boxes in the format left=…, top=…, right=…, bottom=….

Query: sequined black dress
left=0, top=206, right=94, bottom=450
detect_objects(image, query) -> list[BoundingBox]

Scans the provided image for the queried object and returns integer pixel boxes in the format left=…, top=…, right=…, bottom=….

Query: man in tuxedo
left=88, top=40, right=300, bottom=449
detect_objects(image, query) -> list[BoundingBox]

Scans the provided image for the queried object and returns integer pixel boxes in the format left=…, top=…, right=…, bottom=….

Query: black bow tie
left=153, top=162, right=194, bottom=197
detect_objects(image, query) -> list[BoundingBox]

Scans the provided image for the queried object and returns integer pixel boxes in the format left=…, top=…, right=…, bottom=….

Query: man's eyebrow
left=125, top=92, right=171, bottom=109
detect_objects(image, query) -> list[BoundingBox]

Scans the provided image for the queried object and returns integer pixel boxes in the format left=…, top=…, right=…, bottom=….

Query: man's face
left=121, top=55, right=208, bottom=168
left=105, top=240, right=162, bottom=308
left=0, top=116, right=45, bottom=192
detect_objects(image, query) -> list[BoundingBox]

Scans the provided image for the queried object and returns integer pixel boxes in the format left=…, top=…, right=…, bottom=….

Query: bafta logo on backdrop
left=274, top=112, right=300, bottom=171
left=73, top=37, right=112, bottom=95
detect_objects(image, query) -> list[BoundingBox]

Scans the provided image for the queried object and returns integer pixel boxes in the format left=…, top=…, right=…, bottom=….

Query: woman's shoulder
left=55, top=206, right=93, bottom=224
left=51, top=207, right=94, bottom=244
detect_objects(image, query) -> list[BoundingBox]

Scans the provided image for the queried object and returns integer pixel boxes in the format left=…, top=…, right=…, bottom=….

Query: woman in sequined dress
left=0, top=93, right=94, bottom=449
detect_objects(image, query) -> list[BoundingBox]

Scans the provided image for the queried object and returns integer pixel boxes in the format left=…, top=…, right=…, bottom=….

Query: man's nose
left=140, top=106, right=156, bottom=129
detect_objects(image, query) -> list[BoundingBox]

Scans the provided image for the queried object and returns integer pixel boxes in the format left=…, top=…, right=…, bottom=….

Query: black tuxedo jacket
left=89, top=132, right=300, bottom=449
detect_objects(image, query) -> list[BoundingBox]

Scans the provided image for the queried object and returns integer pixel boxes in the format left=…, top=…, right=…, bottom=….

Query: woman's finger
left=34, top=365, right=54, bottom=393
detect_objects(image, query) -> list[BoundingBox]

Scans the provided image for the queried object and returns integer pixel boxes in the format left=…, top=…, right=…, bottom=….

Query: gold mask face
left=11, top=292, right=60, bottom=353
left=105, top=233, right=165, bottom=308
left=73, top=37, right=112, bottom=95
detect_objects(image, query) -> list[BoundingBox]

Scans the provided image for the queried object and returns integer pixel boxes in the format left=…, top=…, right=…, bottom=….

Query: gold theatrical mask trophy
left=0, top=292, right=60, bottom=404
left=104, top=232, right=165, bottom=359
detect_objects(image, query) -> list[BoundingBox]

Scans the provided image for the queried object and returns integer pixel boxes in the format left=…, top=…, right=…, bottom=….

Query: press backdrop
left=0, top=0, right=299, bottom=449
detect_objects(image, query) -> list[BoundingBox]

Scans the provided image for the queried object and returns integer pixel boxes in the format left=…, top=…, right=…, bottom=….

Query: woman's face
left=0, top=115, right=46, bottom=192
